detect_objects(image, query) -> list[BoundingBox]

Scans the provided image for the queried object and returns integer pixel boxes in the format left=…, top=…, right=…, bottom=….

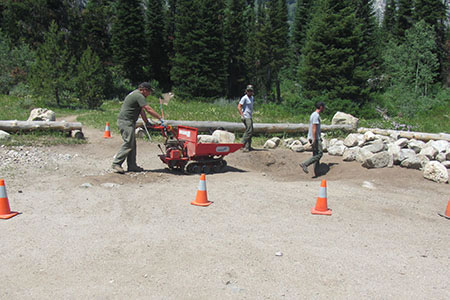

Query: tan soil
left=1, top=123, right=449, bottom=299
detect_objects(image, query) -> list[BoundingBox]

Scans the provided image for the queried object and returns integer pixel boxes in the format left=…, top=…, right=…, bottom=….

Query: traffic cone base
left=438, top=200, right=450, bottom=220
left=311, top=179, right=332, bottom=216
left=191, top=174, right=212, bottom=207
left=103, top=122, right=112, bottom=138
left=0, top=179, right=19, bottom=219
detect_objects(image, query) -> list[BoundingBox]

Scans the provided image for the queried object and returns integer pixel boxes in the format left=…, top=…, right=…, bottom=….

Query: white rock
left=441, top=161, right=450, bottom=169
left=197, top=135, right=219, bottom=143
left=212, top=130, right=235, bottom=143
left=431, top=140, right=449, bottom=153
left=416, top=154, right=430, bottom=169
left=264, top=139, right=277, bottom=149
left=362, top=151, right=390, bottom=169
left=269, top=137, right=281, bottom=146
left=356, top=148, right=374, bottom=163
left=0, top=130, right=10, bottom=140
left=400, top=156, right=422, bottom=169
left=394, top=138, right=409, bottom=148
left=419, top=146, right=438, bottom=160
left=344, top=133, right=360, bottom=147
left=361, top=140, right=385, bottom=153
left=363, top=131, right=376, bottom=142
left=331, top=111, right=359, bottom=128
left=27, top=108, right=56, bottom=121
left=290, top=144, right=305, bottom=152
left=436, top=152, right=446, bottom=162
left=423, top=161, right=448, bottom=183
left=407, top=139, right=425, bottom=153
left=362, top=181, right=376, bottom=189
left=135, top=127, right=146, bottom=139
left=283, top=138, right=294, bottom=147
left=299, top=137, right=309, bottom=145
left=395, top=149, right=416, bottom=165
left=328, top=145, right=346, bottom=156
left=343, top=147, right=360, bottom=161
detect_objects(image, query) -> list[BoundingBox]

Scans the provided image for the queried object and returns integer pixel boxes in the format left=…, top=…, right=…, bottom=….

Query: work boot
left=300, top=163, right=309, bottom=174
left=242, top=148, right=250, bottom=153
left=112, top=164, right=125, bottom=174
left=127, top=165, right=144, bottom=172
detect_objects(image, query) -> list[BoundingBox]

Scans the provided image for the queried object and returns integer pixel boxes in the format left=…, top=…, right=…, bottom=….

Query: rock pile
left=269, top=131, right=449, bottom=184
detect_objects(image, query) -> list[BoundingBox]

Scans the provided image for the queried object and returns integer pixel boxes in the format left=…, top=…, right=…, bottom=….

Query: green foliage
left=396, top=0, right=413, bottom=39
left=0, top=32, right=36, bottom=94
left=298, top=0, right=370, bottom=113
left=29, top=21, right=75, bottom=107
left=224, top=0, right=249, bottom=98
left=383, top=20, right=439, bottom=101
left=171, top=0, right=227, bottom=100
left=145, top=0, right=170, bottom=90
left=110, top=0, right=148, bottom=85
left=73, top=47, right=106, bottom=109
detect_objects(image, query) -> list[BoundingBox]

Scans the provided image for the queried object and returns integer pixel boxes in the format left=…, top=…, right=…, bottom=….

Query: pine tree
left=171, top=0, right=226, bottom=100
left=29, top=21, right=75, bottom=107
left=145, top=0, right=170, bottom=90
left=299, top=0, right=368, bottom=113
left=413, top=0, right=448, bottom=83
left=80, top=0, right=112, bottom=63
left=266, top=0, right=290, bottom=103
left=382, top=0, right=396, bottom=38
left=396, top=0, right=413, bottom=39
left=224, top=0, right=248, bottom=98
left=292, top=0, right=314, bottom=60
left=74, top=47, right=107, bottom=109
left=111, top=0, right=148, bottom=85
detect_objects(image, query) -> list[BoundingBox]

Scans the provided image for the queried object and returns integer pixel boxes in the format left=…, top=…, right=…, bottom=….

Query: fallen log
left=0, top=120, right=82, bottom=132
left=137, top=120, right=354, bottom=133
left=358, top=127, right=450, bottom=142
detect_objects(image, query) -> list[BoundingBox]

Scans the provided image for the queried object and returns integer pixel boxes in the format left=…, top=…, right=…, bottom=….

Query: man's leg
left=241, top=118, right=253, bottom=151
left=112, top=120, right=134, bottom=168
left=300, top=140, right=323, bottom=173
left=313, top=141, right=323, bottom=176
left=126, top=127, right=138, bottom=169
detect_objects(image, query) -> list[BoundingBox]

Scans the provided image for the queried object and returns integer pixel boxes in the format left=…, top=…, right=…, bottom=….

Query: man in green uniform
left=112, top=82, right=163, bottom=174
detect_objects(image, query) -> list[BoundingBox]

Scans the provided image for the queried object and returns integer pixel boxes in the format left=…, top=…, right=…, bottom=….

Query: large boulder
left=264, top=137, right=281, bottom=149
left=331, top=111, right=359, bottom=128
left=343, top=147, right=360, bottom=161
left=344, top=133, right=360, bottom=147
left=290, top=140, right=305, bottom=152
left=394, top=148, right=416, bottom=165
left=212, top=130, right=235, bottom=143
left=197, top=135, right=219, bottom=143
left=400, top=156, right=422, bottom=169
left=362, top=151, right=391, bottom=169
left=423, top=161, right=448, bottom=183
left=407, top=139, right=426, bottom=153
left=361, top=139, right=385, bottom=153
left=419, top=146, right=438, bottom=160
left=430, top=140, right=449, bottom=153
left=27, top=108, right=56, bottom=121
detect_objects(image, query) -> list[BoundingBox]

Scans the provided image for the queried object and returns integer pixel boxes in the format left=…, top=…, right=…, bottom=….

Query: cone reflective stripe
left=191, top=173, right=212, bottom=206
left=0, top=179, right=19, bottom=219
left=438, top=200, right=450, bottom=220
left=311, top=179, right=332, bottom=215
left=103, top=122, right=112, bottom=138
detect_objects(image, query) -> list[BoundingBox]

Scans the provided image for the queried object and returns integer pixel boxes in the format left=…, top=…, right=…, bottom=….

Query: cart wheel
left=211, top=164, right=219, bottom=173
left=202, top=164, right=211, bottom=174
left=189, top=164, right=200, bottom=174
left=220, top=160, right=227, bottom=169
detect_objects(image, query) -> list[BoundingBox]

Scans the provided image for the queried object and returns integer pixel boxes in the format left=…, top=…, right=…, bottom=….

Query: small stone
left=275, top=251, right=283, bottom=257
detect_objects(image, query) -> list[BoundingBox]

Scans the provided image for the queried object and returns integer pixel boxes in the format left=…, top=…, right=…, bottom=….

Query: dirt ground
left=1, top=123, right=449, bottom=299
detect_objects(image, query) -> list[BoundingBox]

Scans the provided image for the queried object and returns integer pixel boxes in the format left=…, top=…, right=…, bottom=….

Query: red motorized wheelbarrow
left=149, top=124, right=243, bottom=173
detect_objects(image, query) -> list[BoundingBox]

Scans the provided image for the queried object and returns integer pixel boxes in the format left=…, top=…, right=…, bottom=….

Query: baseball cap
left=139, top=82, right=153, bottom=91
left=246, top=85, right=254, bottom=91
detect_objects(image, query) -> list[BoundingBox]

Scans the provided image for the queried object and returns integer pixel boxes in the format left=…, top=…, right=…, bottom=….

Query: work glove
left=160, top=118, right=166, bottom=127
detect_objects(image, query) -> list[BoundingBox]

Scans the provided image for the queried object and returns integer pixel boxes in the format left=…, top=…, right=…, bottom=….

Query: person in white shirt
left=300, top=101, right=325, bottom=176
left=237, top=85, right=255, bottom=152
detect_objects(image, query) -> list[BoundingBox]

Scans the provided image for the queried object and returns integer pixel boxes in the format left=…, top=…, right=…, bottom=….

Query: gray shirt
left=239, top=94, right=254, bottom=118
left=307, top=111, right=321, bottom=141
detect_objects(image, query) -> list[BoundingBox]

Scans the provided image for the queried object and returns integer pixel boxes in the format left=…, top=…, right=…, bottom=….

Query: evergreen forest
left=0, top=0, right=449, bottom=121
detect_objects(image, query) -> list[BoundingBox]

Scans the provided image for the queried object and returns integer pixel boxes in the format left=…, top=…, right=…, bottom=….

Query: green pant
left=303, top=139, right=323, bottom=174
left=113, top=119, right=137, bottom=168
left=241, top=118, right=253, bottom=150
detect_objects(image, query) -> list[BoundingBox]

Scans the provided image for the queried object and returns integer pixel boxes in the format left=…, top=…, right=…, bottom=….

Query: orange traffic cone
left=191, top=173, right=212, bottom=206
left=0, top=179, right=19, bottom=219
left=103, top=122, right=112, bottom=138
left=311, top=179, right=332, bottom=215
left=438, top=200, right=450, bottom=220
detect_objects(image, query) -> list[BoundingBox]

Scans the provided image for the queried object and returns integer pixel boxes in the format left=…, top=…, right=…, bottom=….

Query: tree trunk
left=358, top=127, right=450, bottom=142
left=0, top=120, right=82, bottom=132
left=138, top=120, right=355, bottom=133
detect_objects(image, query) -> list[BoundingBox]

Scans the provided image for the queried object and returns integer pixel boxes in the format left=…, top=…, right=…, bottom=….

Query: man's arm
left=237, top=103, right=244, bottom=118
left=141, top=105, right=162, bottom=125
left=312, top=124, right=318, bottom=144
